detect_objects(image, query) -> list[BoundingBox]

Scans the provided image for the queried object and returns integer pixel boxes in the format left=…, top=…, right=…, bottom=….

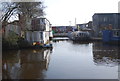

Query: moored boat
left=68, top=31, right=91, bottom=41
left=102, top=29, right=120, bottom=45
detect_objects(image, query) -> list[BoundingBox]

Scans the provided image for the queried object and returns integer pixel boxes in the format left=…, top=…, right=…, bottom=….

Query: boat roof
left=74, top=31, right=88, bottom=33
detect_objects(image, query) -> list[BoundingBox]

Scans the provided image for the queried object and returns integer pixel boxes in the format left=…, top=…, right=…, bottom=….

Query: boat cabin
left=102, top=29, right=120, bottom=43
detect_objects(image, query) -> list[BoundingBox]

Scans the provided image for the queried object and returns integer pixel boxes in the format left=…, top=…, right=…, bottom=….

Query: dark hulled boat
left=68, top=31, right=91, bottom=41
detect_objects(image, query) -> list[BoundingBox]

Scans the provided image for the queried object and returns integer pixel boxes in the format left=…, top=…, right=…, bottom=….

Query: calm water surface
left=2, top=38, right=119, bottom=79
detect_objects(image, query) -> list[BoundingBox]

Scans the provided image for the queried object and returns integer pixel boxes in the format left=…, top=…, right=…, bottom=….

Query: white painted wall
left=45, top=19, right=50, bottom=31
left=43, top=31, right=49, bottom=44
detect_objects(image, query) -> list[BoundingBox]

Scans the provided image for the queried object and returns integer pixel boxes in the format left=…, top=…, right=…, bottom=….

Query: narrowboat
left=102, top=29, right=120, bottom=44
left=68, top=31, right=91, bottom=41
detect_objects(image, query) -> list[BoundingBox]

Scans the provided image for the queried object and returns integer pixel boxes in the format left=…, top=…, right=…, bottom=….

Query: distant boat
left=68, top=31, right=91, bottom=41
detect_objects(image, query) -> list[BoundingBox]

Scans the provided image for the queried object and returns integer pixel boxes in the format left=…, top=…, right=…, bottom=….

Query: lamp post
left=69, top=21, right=71, bottom=26
left=75, top=18, right=76, bottom=26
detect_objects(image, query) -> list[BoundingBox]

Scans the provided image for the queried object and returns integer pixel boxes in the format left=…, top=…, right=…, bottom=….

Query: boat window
left=79, top=33, right=81, bottom=36
left=81, top=33, right=83, bottom=37
left=113, top=31, right=120, bottom=37
left=80, top=33, right=82, bottom=36
left=82, top=33, right=84, bottom=37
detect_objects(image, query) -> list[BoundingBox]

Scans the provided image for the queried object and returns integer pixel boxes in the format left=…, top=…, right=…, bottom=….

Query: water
left=2, top=37, right=119, bottom=79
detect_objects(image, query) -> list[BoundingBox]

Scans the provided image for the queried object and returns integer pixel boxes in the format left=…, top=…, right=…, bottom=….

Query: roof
left=93, top=13, right=120, bottom=15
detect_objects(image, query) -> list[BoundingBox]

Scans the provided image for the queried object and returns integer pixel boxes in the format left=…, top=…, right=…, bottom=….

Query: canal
left=2, top=37, right=120, bottom=79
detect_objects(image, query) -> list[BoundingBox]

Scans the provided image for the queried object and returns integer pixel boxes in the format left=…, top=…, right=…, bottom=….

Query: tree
left=0, top=2, right=18, bottom=36
left=16, top=2, right=45, bottom=31
left=0, top=2, right=17, bottom=22
left=0, top=1, right=45, bottom=34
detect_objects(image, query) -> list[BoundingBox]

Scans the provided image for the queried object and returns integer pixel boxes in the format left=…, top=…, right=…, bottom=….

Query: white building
left=25, top=17, right=53, bottom=47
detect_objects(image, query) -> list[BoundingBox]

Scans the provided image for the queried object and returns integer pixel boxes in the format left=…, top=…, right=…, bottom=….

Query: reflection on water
left=93, top=42, right=120, bottom=67
left=52, top=37, right=69, bottom=42
left=2, top=38, right=119, bottom=79
left=2, top=48, right=52, bottom=79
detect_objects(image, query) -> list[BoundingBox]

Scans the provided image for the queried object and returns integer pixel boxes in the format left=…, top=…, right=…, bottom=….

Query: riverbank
left=3, top=36, right=120, bottom=51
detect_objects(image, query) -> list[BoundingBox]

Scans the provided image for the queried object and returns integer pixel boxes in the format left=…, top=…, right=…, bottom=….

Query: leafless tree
left=0, top=1, right=45, bottom=30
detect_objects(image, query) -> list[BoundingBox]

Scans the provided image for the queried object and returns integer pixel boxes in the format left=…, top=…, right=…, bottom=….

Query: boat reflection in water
left=93, top=42, right=120, bottom=67
left=2, top=48, right=52, bottom=79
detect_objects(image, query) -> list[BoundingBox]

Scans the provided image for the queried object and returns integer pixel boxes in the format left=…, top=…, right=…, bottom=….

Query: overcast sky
left=44, top=0, right=119, bottom=26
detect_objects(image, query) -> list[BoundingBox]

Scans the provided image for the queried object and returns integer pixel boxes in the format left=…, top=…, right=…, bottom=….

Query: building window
left=103, top=17, right=107, bottom=22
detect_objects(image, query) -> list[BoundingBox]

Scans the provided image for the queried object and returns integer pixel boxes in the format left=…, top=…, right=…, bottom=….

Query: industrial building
left=92, top=13, right=120, bottom=37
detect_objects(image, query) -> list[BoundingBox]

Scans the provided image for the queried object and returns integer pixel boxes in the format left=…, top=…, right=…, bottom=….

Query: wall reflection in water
left=93, top=42, right=120, bottom=67
left=2, top=48, right=52, bottom=79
